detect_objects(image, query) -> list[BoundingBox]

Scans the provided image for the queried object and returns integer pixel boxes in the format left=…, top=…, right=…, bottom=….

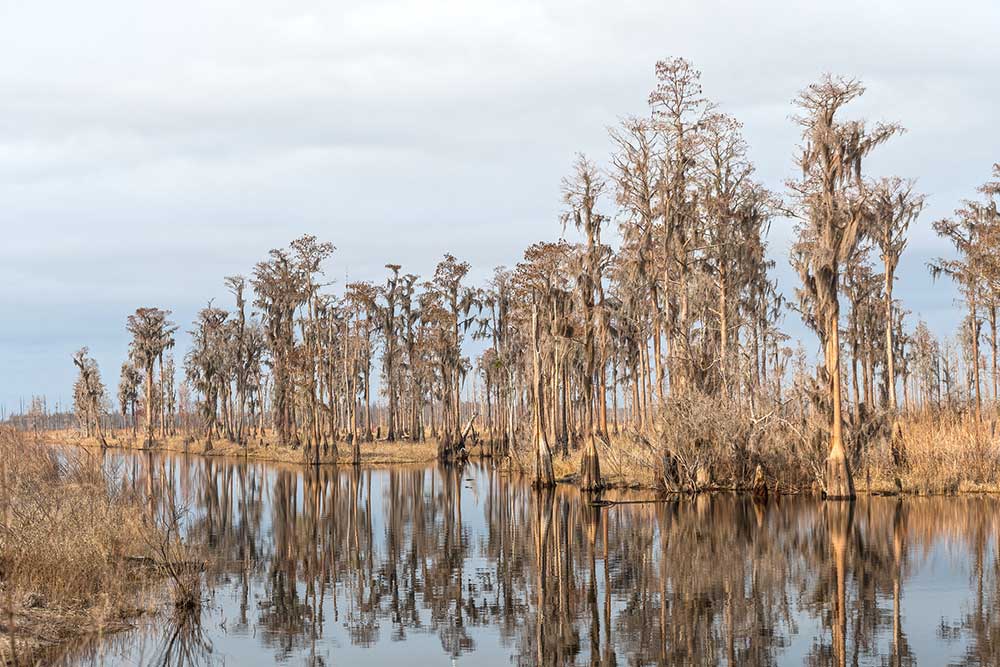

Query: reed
left=0, top=427, right=192, bottom=664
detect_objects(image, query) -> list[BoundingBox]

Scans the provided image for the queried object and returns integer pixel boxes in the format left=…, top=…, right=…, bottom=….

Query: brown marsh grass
left=0, top=427, right=191, bottom=664
left=856, top=411, right=1000, bottom=495
left=41, top=409, right=1000, bottom=498
left=507, top=409, right=1000, bottom=497
left=50, top=427, right=442, bottom=467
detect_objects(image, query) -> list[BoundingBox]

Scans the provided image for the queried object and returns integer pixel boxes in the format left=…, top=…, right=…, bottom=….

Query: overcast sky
left=2, top=0, right=998, bottom=413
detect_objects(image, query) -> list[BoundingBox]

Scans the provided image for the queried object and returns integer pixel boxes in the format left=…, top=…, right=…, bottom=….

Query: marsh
left=43, top=449, right=1000, bottom=666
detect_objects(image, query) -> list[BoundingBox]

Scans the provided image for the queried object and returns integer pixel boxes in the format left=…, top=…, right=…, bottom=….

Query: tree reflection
left=52, top=452, right=1000, bottom=666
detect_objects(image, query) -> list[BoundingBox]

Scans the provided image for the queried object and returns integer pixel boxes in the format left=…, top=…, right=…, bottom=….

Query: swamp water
left=49, top=449, right=1000, bottom=665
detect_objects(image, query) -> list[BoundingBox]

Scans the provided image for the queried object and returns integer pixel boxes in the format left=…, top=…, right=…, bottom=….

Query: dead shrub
left=0, top=427, right=195, bottom=662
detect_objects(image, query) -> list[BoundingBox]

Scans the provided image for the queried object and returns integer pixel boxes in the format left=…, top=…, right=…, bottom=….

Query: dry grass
left=502, top=434, right=662, bottom=489
left=503, top=407, right=1000, bottom=497
left=49, top=428, right=441, bottom=466
left=42, top=409, right=1000, bottom=499
left=856, top=411, right=1000, bottom=495
left=0, top=428, right=188, bottom=664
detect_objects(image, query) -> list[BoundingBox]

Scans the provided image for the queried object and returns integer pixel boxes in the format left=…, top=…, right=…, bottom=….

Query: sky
left=1, top=0, right=998, bottom=414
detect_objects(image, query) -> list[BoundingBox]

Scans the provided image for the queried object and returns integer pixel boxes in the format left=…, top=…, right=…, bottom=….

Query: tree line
left=69, top=58, right=1000, bottom=498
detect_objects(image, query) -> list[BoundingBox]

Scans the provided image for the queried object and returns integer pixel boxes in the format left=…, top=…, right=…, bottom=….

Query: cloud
left=1, top=0, right=997, bottom=408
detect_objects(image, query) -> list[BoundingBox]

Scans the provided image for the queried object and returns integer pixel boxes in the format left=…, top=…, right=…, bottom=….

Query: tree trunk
left=144, top=363, right=155, bottom=447
left=579, top=429, right=603, bottom=491
left=971, top=301, right=983, bottom=421
left=990, top=303, right=998, bottom=403
left=598, top=363, right=609, bottom=436
left=651, top=296, right=664, bottom=406
left=719, top=276, right=729, bottom=396
left=885, top=267, right=898, bottom=413
left=851, top=342, right=861, bottom=419
left=825, top=306, right=855, bottom=500
left=531, top=306, right=555, bottom=487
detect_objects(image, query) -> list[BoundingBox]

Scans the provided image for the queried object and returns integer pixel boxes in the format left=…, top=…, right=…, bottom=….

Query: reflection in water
left=48, top=451, right=1000, bottom=666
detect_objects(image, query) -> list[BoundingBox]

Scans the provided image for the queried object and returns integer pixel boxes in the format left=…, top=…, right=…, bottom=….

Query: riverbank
left=833, top=412, right=1000, bottom=496
left=0, top=428, right=193, bottom=665
left=46, top=428, right=664, bottom=489
left=47, top=428, right=444, bottom=467
left=36, top=410, right=1000, bottom=498
left=527, top=411, right=1000, bottom=497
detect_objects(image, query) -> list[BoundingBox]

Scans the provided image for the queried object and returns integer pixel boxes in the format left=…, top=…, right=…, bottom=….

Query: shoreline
left=45, top=429, right=659, bottom=489
left=47, top=429, right=445, bottom=467
left=2, top=597, right=159, bottom=666
left=7, top=421, right=1000, bottom=662
left=39, top=428, right=1000, bottom=499
left=0, top=428, right=194, bottom=666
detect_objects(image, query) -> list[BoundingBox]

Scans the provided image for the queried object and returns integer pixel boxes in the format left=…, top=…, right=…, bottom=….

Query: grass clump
left=0, top=427, right=192, bottom=664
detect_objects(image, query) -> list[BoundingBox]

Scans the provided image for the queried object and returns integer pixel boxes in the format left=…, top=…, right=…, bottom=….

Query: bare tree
left=72, top=347, right=107, bottom=445
left=424, top=254, right=476, bottom=460
left=381, top=264, right=403, bottom=441
left=185, top=305, right=229, bottom=451
left=118, top=361, right=142, bottom=438
left=344, top=281, right=380, bottom=461
left=562, top=155, right=608, bottom=491
left=649, top=57, right=713, bottom=396
left=126, top=307, right=177, bottom=447
left=872, top=177, right=925, bottom=413
left=530, top=302, right=555, bottom=487
left=977, top=165, right=1000, bottom=404
left=931, top=189, right=996, bottom=421
left=610, top=116, right=664, bottom=407
left=788, top=75, right=900, bottom=499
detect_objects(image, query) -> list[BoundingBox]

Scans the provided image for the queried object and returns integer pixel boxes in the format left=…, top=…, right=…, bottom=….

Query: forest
left=60, top=58, right=1000, bottom=499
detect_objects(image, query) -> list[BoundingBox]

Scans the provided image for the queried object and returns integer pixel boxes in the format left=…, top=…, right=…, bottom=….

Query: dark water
left=50, top=449, right=1000, bottom=666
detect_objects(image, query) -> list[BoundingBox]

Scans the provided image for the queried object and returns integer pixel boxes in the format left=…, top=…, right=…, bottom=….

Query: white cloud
left=1, top=0, right=998, bottom=407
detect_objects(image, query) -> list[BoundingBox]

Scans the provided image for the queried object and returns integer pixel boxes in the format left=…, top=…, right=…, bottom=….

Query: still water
left=50, top=449, right=1000, bottom=666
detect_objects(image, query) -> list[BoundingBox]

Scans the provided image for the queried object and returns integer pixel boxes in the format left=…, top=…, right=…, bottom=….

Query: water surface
left=51, top=449, right=1000, bottom=666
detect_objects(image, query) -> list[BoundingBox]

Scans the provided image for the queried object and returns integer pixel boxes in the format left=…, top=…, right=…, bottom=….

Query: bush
left=0, top=427, right=189, bottom=662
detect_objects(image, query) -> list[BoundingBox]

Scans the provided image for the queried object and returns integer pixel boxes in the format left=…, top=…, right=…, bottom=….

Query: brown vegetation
left=0, top=428, right=192, bottom=664
left=49, top=427, right=442, bottom=468
left=31, top=59, right=999, bottom=499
